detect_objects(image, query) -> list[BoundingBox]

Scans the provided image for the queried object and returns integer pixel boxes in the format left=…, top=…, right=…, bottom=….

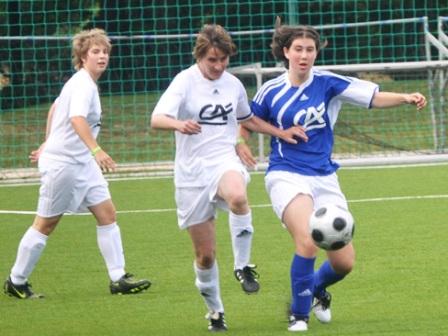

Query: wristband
left=237, top=138, right=246, bottom=144
left=91, top=146, right=102, bottom=156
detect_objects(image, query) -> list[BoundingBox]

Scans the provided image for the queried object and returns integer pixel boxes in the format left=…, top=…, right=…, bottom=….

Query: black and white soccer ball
left=308, top=204, right=355, bottom=251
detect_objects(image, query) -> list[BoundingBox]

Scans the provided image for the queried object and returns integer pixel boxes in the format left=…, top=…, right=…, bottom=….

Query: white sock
left=194, top=261, right=224, bottom=313
left=97, top=222, right=125, bottom=281
left=229, top=211, right=253, bottom=270
left=10, top=227, right=48, bottom=285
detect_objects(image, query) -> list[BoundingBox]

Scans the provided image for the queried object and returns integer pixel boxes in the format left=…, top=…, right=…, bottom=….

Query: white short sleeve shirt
left=40, top=68, right=102, bottom=164
left=152, top=64, right=252, bottom=187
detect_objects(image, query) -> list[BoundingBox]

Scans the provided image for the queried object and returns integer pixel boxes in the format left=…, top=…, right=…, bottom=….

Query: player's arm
left=29, top=102, right=57, bottom=163
left=150, top=114, right=201, bottom=135
left=236, top=124, right=257, bottom=168
left=371, top=91, right=427, bottom=110
left=240, top=115, right=308, bottom=144
left=44, top=102, right=56, bottom=140
left=70, top=116, right=115, bottom=172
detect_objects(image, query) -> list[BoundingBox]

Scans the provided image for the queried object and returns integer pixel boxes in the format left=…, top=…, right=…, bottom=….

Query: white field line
left=1, top=194, right=448, bottom=216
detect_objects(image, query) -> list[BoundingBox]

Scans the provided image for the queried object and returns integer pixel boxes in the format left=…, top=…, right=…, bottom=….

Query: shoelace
left=314, top=293, right=331, bottom=310
left=242, top=266, right=260, bottom=280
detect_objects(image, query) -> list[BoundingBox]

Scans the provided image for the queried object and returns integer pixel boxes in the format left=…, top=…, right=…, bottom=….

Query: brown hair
left=72, top=28, right=111, bottom=71
left=192, top=24, right=237, bottom=60
left=270, top=17, right=327, bottom=69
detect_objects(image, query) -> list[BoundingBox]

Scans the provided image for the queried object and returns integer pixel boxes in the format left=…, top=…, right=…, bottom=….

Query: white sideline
left=1, top=194, right=448, bottom=216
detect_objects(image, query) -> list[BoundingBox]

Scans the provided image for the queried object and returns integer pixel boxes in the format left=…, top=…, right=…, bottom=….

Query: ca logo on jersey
left=293, top=102, right=326, bottom=130
left=198, top=103, right=233, bottom=125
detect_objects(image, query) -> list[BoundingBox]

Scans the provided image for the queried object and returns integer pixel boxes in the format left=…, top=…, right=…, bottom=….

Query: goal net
left=228, top=17, right=448, bottom=168
left=1, top=3, right=447, bottom=181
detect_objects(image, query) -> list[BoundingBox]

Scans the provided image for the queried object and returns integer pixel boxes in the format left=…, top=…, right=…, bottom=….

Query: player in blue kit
left=151, top=24, right=307, bottom=332
left=237, top=18, right=427, bottom=332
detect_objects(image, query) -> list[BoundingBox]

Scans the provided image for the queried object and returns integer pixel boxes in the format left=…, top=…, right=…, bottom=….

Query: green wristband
left=91, top=146, right=102, bottom=156
left=237, top=138, right=246, bottom=144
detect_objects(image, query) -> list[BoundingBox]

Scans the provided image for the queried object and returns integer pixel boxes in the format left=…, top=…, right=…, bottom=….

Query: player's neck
left=288, top=72, right=309, bottom=87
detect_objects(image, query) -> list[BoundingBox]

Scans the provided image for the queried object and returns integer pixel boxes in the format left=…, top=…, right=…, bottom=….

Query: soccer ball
left=308, top=204, right=355, bottom=251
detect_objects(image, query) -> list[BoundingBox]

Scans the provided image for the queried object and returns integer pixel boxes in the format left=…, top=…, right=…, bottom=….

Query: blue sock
left=314, top=259, right=345, bottom=296
left=290, top=254, right=316, bottom=318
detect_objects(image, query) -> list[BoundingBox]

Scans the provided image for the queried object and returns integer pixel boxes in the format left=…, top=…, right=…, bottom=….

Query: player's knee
left=227, top=192, right=248, bottom=211
left=196, top=251, right=216, bottom=269
left=331, top=258, right=354, bottom=275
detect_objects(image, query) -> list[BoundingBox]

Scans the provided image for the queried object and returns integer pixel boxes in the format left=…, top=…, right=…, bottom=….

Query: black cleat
left=3, top=277, right=44, bottom=299
left=109, top=273, right=151, bottom=295
left=234, top=264, right=260, bottom=294
left=206, top=312, right=227, bottom=332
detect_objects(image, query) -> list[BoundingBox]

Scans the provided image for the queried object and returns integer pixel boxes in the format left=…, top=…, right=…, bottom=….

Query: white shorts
left=37, top=158, right=110, bottom=217
left=175, top=161, right=250, bottom=230
left=265, top=170, right=348, bottom=222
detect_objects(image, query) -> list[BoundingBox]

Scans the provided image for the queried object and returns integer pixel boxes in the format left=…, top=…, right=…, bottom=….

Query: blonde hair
left=72, top=28, right=111, bottom=71
left=271, top=17, right=327, bottom=69
left=192, top=24, right=237, bottom=60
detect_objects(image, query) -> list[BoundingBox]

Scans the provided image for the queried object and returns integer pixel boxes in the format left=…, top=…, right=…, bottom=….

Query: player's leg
left=89, top=197, right=151, bottom=295
left=266, top=171, right=317, bottom=331
left=4, top=214, right=62, bottom=299
left=282, top=194, right=318, bottom=331
left=188, top=219, right=227, bottom=332
left=4, top=162, right=74, bottom=299
left=82, top=160, right=150, bottom=295
left=216, top=169, right=259, bottom=294
left=312, top=244, right=354, bottom=323
left=312, top=173, right=355, bottom=323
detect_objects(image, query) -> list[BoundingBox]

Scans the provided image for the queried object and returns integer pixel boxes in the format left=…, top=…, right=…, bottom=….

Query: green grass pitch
left=0, top=163, right=447, bottom=335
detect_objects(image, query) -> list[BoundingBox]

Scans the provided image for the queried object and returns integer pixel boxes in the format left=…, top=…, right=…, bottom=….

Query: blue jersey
left=251, top=69, right=379, bottom=176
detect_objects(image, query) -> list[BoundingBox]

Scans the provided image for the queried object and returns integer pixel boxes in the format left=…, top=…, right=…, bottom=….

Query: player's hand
left=29, top=142, right=46, bottom=163
left=93, top=149, right=116, bottom=172
left=236, top=142, right=256, bottom=168
left=280, top=125, right=308, bottom=144
left=406, top=92, right=427, bottom=110
left=179, top=119, right=201, bottom=135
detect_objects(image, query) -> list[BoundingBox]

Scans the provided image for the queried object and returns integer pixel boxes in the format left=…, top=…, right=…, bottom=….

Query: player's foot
left=234, top=264, right=260, bottom=294
left=109, top=273, right=151, bottom=295
left=205, top=311, right=227, bottom=332
left=3, top=277, right=44, bottom=299
left=312, top=291, right=332, bottom=323
left=288, top=315, right=308, bottom=332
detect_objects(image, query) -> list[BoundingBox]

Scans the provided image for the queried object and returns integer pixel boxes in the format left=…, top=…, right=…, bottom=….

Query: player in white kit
left=237, top=18, right=427, bottom=332
left=151, top=24, right=307, bottom=332
left=3, top=28, right=151, bottom=299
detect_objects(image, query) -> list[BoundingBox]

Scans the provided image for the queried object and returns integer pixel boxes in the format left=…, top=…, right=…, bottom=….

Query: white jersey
left=152, top=64, right=252, bottom=187
left=40, top=68, right=102, bottom=164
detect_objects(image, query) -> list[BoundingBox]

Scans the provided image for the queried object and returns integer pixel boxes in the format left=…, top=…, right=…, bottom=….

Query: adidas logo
left=213, top=89, right=219, bottom=95
left=297, top=289, right=312, bottom=297
left=300, top=93, right=309, bottom=101
left=237, top=230, right=252, bottom=238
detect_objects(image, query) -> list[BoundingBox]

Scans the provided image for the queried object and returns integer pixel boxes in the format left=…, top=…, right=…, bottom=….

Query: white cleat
left=312, top=291, right=332, bottom=323
left=288, top=315, right=308, bottom=332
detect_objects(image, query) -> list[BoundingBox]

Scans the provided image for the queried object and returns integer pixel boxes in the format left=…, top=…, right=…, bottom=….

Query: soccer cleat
left=109, top=273, right=151, bottom=295
left=312, top=291, right=332, bottom=323
left=3, top=277, right=44, bottom=299
left=288, top=315, right=308, bottom=332
left=205, top=311, right=227, bottom=332
left=234, top=264, right=260, bottom=294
